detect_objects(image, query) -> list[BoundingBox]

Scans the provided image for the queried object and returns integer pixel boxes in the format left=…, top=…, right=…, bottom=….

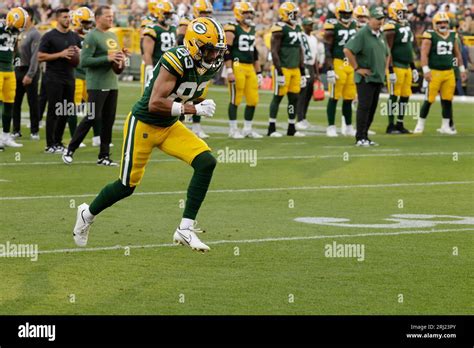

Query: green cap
left=302, top=18, right=314, bottom=26
left=370, top=7, right=385, bottom=19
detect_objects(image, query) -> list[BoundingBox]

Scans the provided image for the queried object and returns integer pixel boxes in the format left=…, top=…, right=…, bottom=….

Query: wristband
left=389, top=66, right=394, bottom=74
left=459, top=65, right=466, bottom=73
left=422, top=66, right=431, bottom=74
left=171, top=102, right=183, bottom=117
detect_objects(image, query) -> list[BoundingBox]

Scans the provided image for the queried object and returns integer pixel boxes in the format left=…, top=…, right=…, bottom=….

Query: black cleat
left=386, top=124, right=400, bottom=134
left=97, top=156, right=118, bottom=166
left=396, top=123, right=411, bottom=134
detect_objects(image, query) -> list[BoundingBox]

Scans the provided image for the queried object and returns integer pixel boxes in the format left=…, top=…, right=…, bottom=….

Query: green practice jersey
left=383, top=20, right=414, bottom=68
left=323, top=18, right=357, bottom=60
left=271, top=21, right=301, bottom=69
left=422, top=30, right=457, bottom=70
left=132, top=46, right=221, bottom=127
left=142, top=24, right=176, bottom=66
left=224, top=22, right=256, bottom=64
left=0, top=23, right=18, bottom=72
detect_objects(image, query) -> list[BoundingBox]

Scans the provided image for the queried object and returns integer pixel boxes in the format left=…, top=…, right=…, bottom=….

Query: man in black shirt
left=38, top=8, right=81, bottom=153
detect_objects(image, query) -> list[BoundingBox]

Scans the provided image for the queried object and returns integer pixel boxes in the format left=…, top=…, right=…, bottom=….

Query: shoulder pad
left=162, top=49, right=185, bottom=77
left=323, top=21, right=335, bottom=30
left=224, top=23, right=236, bottom=32
left=179, top=17, right=190, bottom=26
left=271, top=24, right=283, bottom=33
left=422, top=31, right=432, bottom=40
left=383, top=23, right=396, bottom=31
left=143, top=26, right=157, bottom=38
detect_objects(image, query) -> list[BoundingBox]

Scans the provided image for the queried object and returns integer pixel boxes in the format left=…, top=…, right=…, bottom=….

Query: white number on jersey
left=437, top=41, right=453, bottom=55
left=288, top=32, right=300, bottom=45
left=399, top=27, right=412, bottom=43
left=238, top=34, right=255, bottom=52
left=169, top=81, right=209, bottom=102
left=0, top=33, right=16, bottom=52
left=337, top=29, right=356, bottom=46
left=160, top=32, right=176, bottom=52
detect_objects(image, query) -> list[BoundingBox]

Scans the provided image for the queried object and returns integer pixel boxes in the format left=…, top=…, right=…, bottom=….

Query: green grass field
left=0, top=83, right=473, bottom=315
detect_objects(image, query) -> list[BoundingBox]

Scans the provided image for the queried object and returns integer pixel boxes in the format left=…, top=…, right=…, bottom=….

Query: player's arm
left=454, top=35, right=467, bottom=81
left=323, top=27, right=334, bottom=69
left=142, top=35, right=155, bottom=66
left=224, top=27, right=235, bottom=82
left=271, top=30, right=283, bottom=74
left=343, top=47, right=370, bottom=77
left=38, top=33, right=76, bottom=62
left=420, top=33, right=432, bottom=82
left=148, top=66, right=197, bottom=115
left=176, top=21, right=188, bottom=45
left=384, top=28, right=395, bottom=50
left=253, top=48, right=261, bottom=74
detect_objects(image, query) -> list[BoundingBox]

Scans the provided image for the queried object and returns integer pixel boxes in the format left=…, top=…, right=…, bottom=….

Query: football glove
left=144, top=65, right=154, bottom=86
left=412, top=69, right=419, bottom=83
left=327, top=70, right=338, bottom=84
left=300, top=76, right=307, bottom=88
left=389, top=72, right=397, bottom=84
left=276, top=74, right=286, bottom=86
left=257, top=72, right=263, bottom=87
left=195, top=99, right=216, bottom=118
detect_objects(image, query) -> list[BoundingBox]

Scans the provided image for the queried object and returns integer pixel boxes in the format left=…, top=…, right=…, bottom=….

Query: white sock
left=180, top=218, right=194, bottom=229
left=243, top=120, right=252, bottom=130
left=192, top=123, right=202, bottom=132
left=229, top=120, right=237, bottom=130
left=83, top=207, right=95, bottom=222
left=418, top=118, right=426, bottom=126
left=442, top=118, right=450, bottom=128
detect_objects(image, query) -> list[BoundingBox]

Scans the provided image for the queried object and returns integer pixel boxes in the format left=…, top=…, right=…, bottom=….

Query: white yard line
left=35, top=227, right=474, bottom=255
left=1, top=151, right=472, bottom=166
left=1, top=181, right=472, bottom=201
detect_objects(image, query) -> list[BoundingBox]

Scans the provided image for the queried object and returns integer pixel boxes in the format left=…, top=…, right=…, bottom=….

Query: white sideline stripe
left=1, top=181, right=473, bottom=201
left=35, top=227, right=474, bottom=255
left=1, top=151, right=473, bottom=166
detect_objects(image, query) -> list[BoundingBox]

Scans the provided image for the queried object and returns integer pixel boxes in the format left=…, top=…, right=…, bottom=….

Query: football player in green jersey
left=384, top=1, right=418, bottom=134
left=0, top=7, right=29, bottom=150
left=224, top=1, right=262, bottom=139
left=414, top=12, right=467, bottom=135
left=323, top=0, right=358, bottom=137
left=143, top=0, right=177, bottom=86
left=267, top=1, right=306, bottom=137
left=72, top=18, right=227, bottom=252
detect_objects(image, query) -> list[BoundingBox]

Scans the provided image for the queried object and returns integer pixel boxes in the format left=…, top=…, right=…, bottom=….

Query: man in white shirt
left=296, top=18, right=322, bottom=130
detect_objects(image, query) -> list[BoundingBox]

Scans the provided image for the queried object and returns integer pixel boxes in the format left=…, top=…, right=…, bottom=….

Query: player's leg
left=97, top=90, right=118, bottom=163
left=438, top=70, right=456, bottom=134
left=12, top=68, right=26, bottom=138
left=396, top=68, right=412, bottom=133
left=386, top=68, right=400, bottom=133
left=242, top=65, right=261, bottom=138
left=158, top=122, right=216, bottom=251
left=268, top=66, right=287, bottom=137
left=53, top=80, right=75, bottom=150
left=228, top=62, right=245, bottom=139
left=286, top=68, right=302, bottom=136
left=415, top=70, right=440, bottom=134
left=63, top=89, right=106, bottom=163
left=341, top=65, right=356, bottom=136
left=327, top=59, right=344, bottom=137
left=1, top=71, right=22, bottom=147
left=73, top=114, right=155, bottom=246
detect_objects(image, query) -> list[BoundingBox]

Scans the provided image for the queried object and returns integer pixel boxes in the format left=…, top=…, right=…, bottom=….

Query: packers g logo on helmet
left=234, top=2, right=255, bottom=26
left=279, top=2, right=299, bottom=25
left=335, top=0, right=353, bottom=24
left=193, top=0, right=213, bottom=18
left=388, top=1, right=407, bottom=23
left=184, top=17, right=227, bottom=70
left=6, top=7, right=29, bottom=32
left=432, top=12, right=450, bottom=33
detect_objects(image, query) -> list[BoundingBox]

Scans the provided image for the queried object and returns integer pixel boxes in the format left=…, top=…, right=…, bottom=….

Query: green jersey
left=224, top=22, right=256, bottom=64
left=0, top=23, right=18, bottom=72
left=323, top=18, right=357, bottom=60
left=423, top=30, right=457, bottom=70
left=81, top=28, right=120, bottom=90
left=142, top=24, right=176, bottom=66
left=75, top=32, right=86, bottom=80
left=271, top=22, right=301, bottom=69
left=383, top=20, right=414, bottom=68
left=132, top=46, right=221, bottom=127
